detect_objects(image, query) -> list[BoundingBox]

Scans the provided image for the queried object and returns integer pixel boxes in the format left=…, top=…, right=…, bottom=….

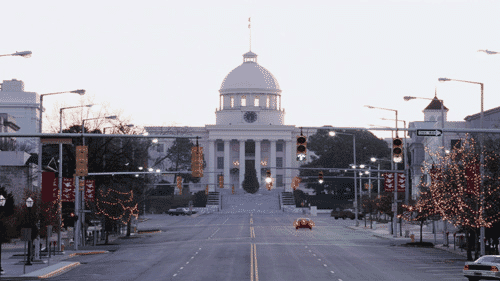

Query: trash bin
left=405, top=230, right=410, bottom=238
left=410, top=234, right=415, bottom=243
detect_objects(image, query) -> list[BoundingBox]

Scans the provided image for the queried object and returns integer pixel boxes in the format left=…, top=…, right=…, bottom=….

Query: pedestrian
left=493, top=237, right=499, bottom=255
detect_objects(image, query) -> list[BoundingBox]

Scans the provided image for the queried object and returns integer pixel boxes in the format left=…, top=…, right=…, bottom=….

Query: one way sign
left=416, top=129, right=443, bottom=137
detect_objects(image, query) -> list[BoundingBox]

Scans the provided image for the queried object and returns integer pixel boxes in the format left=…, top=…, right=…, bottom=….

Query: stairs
left=206, top=192, right=220, bottom=211
left=281, top=192, right=300, bottom=213
left=219, top=186, right=282, bottom=214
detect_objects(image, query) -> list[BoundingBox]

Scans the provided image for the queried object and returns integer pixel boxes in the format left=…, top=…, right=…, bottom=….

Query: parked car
left=293, top=218, right=315, bottom=230
left=463, top=255, right=500, bottom=280
left=331, top=209, right=363, bottom=220
left=167, top=208, right=196, bottom=216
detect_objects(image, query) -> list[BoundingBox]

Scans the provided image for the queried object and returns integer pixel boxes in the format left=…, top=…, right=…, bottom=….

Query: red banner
left=44, top=177, right=96, bottom=202
left=42, top=172, right=58, bottom=202
left=383, top=173, right=405, bottom=192
left=465, top=163, right=480, bottom=194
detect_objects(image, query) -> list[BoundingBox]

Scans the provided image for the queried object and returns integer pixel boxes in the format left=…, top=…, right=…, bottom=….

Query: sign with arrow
left=416, top=129, right=443, bottom=137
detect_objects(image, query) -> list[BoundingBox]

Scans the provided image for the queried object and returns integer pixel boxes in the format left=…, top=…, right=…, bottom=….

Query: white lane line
left=318, top=259, right=321, bottom=261
left=173, top=273, right=177, bottom=277
left=180, top=267, right=184, bottom=270
left=191, top=257, right=194, bottom=259
left=323, top=264, right=327, bottom=267
left=330, top=271, right=335, bottom=274
left=186, top=262, right=189, bottom=264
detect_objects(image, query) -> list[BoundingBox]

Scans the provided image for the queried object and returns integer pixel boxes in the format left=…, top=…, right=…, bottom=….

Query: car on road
left=463, top=255, right=500, bottom=280
left=167, top=208, right=196, bottom=216
left=294, top=218, right=315, bottom=230
left=331, top=209, right=363, bottom=220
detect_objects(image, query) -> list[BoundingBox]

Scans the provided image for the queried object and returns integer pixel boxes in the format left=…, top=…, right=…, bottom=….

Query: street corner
left=64, top=250, right=109, bottom=259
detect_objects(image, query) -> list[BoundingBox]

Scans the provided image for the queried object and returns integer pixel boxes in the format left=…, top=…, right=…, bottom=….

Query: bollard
left=410, top=234, right=415, bottom=243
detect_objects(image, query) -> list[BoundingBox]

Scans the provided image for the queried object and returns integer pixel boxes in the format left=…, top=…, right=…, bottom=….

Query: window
left=266, top=96, right=270, bottom=108
left=156, top=144, right=164, bottom=153
left=276, top=157, right=283, bottom=168
left=276, top=175, right=283, bottom=187
left=241, top=96, right=246, bottom=106
left=276, top=142, right=283, bottom=152
left=231, top=96, right=234, bottom=108
left=254, top=96, right=259, bottom=107
left=217, top=142, right=224, bottom=152
left=217, top=157, right=224, bottom=169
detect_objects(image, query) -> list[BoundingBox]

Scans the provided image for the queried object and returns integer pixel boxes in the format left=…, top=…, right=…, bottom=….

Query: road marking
left=186, top=261, right=189, bottom=264
left=318, top=258, right=321, bottom=261
left=180, top=267, right=184, bottom=270
left=330, top=271, right=335, bottom=273
left=208, top=228, right=220, bottom=239
left=313, top=254, right=316, bottom=256
left=323, top=264, right=327, bottom=267
left=251, top=244, right=254, bottom=281
left=191, top=256, right=194, bottom=259
left=173, top=273, right=177, bottom=277
left=253, top=243, right=259, bottom=281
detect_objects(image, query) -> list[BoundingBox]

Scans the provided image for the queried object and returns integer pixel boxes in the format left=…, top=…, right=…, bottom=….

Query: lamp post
left=57, top=104, right=92, bottom=252
left=25, top=197, right=34, bottom=266
left=76, top=115, right=116, bottom=248
left=438, top=77, right=485, bottom=255
left=0, top=195, right=5, bottom=274
left=365, top=105, right=399, bottom=238
left=38, top=90, right=85, bottom=191
left=0, top=50, right=32, bottom=58
left=328, top=131, right=358, bottom=225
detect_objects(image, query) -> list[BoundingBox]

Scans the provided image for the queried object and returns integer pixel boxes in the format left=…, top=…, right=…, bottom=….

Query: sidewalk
left=349, top=220, right=469, bottom=258
left=0, top=231, right=122, bottom=280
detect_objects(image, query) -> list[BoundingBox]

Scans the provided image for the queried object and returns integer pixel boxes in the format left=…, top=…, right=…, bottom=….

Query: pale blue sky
left=1, top=0, right=499, bottom=138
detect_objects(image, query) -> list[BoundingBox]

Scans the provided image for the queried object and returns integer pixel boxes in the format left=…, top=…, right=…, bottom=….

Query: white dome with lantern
left=216, top=51, right=284, bottom=126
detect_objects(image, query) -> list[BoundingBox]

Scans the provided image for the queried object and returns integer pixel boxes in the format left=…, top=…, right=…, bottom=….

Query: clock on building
left=244, top=111, right=257, bottom=123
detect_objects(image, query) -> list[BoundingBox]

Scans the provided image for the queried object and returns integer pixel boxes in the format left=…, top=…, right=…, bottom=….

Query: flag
left=42, top=172, right=58, bottom=202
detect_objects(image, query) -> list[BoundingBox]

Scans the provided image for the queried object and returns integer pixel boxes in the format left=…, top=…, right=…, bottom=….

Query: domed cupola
left=219, top=51, right=281, bottom=95
left=216, top=51, right=285, bottom=126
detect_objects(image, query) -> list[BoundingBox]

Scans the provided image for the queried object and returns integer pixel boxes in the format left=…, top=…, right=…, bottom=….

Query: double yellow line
left=250, top=243, right=259, bottom=281
left=250, top=226, right=256, bottom=238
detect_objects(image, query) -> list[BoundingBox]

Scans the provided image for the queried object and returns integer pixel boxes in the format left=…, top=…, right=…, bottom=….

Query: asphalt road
left=47, top=213, right=469, bottom=281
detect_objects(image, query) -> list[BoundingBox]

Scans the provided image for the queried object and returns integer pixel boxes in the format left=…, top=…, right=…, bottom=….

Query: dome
left=219, top=52, right=281, bottom=94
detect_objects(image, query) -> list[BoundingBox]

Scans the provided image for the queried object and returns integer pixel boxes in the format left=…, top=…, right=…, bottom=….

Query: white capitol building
left=145, top=51, right=314, bottom=193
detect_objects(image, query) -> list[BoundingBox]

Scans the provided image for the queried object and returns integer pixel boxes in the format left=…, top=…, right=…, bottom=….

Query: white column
left=285, top=140, right=292, bottom=192
left=255, top=140, right=261, bottom=186
left=270, top=140, right=276, bottom=188
left=224, top=140, right=230, bottom=187
left=208, top=140, right=215, bottom=192
left=239, top=140, right=245, bottom=189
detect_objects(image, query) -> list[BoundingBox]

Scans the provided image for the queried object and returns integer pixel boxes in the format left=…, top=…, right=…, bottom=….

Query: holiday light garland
left=404, top=134, right=500, bottom=229
left=95, top=188, right=139, bottom=224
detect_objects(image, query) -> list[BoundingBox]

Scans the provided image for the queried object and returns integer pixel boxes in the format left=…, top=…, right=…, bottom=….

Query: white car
left=463, top=255, right=500, bottom=281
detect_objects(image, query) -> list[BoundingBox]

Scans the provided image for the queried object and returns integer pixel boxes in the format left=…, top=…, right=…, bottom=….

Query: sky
left=1, top=0, right=500, bottom=139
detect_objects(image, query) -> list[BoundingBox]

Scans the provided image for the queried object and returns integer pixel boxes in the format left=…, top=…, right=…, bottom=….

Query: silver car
left=463, top=255, right=500, bottom=280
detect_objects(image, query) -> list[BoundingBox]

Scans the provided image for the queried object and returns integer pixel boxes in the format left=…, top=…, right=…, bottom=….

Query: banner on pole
left=383, top=173, right=405, bottom=192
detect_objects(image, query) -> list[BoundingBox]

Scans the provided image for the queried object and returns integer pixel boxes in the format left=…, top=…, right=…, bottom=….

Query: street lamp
left=81, top=115, right=117, bottom=145
left=0, top=195, right=5, bottom=274
left=57, top=104, right=92, bottom=252
left=104, top=124, right=133, bottom=134
left=328, top=131, right=359, bottom=225
left=477, top=49, right=499, bottom=55
left=438, top=77, right=485, bottom=254
left=365, top=105, right=400, bottom=238
left=0, top=50, right=32, bottom=58
left=25, top=197, right=33, bottom=266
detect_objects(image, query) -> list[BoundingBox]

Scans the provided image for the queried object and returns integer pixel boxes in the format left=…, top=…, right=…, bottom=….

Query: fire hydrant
left=410, top=234, right=415, bottom=243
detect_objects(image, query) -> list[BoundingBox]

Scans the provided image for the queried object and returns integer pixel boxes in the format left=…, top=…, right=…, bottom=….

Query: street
left=47, top=213, right=468, bottom=281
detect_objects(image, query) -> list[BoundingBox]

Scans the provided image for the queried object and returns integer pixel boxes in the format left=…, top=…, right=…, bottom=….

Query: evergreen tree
left=242, top=166, right=259, bottom=194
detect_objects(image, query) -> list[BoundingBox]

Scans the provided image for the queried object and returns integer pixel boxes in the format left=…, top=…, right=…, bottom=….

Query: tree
left=427, top=135, right=500, bottom=260
left=0, top=186, right=16, bottom=243
left=299, top=129, right=391, bottom=195
left=242, top=166, right=259, bottom=194
left=401, top=181, right=437, bottom=243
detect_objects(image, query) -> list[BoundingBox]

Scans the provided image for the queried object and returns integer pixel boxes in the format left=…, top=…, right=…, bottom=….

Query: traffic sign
left=416, top=129, right=442, bottom=136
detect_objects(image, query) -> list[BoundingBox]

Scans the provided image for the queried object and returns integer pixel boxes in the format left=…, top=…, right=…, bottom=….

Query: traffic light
left=318, top=171, right=324, bottom=184
left=291, top=176, right=301, bottom=190
left=265, top=170, right=273, bottom=190
left=392, top=138, right=403, bottom=162
left=75, top=146, right=88, bottom=176
left=219, top=175, right=224, bottom=188
left=296, top=135, right=307, bottom=161
left=191, top=146, right=204, bottom=178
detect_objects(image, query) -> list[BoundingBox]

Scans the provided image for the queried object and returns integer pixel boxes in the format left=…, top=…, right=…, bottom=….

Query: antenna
left=248, top=17, right=251, bottom=51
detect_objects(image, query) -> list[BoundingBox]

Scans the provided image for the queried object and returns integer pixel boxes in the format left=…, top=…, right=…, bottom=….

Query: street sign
left=416, top=129, right=442, bottom=137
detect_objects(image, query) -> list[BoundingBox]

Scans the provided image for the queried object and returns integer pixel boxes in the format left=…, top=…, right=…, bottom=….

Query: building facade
left=146, top=51, right=314, bottom=193
left=0, top=79, right=40, bottom=151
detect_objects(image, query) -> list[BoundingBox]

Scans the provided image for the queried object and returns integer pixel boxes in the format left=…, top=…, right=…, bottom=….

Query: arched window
left=266, top=96, right=270, bottom=108
left=254, top=96, right=259, bottom=107
left=241, top=95, right=246, bottom=106
left=230, top=96, right=234, bottom=108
